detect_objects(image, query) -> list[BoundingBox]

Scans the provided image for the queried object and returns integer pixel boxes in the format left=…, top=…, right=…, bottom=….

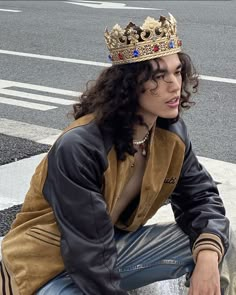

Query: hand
left=188, top=250, right=221, bottom=295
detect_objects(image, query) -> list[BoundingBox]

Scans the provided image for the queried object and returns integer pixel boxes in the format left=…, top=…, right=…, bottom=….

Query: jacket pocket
left=26, top=225, right=61, bottom=247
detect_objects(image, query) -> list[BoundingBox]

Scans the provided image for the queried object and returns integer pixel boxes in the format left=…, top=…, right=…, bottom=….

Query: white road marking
left=0, top=50, right=108, bottom=67
left=199, top=75, right=236, bottom=84
left=37, top=135, right=61, bottom=145
left=0, top=97, right=56, bottom=111
left=0, top=118, right=61, bottom=144
left=0, top=89, right=77, bottom=105
left=65, top=1, right=160, bottom=10
left=0, top=79, right=80, bottom=96
left=0, top=79, right=79, bottom=111
left=0, top=50, right=235, bottom=84
left=0, top=8, right=21, bottom=13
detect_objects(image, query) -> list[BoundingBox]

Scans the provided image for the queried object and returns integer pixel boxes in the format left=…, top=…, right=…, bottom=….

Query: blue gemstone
left=133, top=49, right=139, bottom=57
left=169, top=40, right=175, bottom=49
left=108, top=54, right=113, bottom=61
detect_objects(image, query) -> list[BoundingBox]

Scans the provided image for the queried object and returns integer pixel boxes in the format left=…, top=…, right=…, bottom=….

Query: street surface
left=0, top=0, right=235, bottom=163
left=0, top=1, right=235, bottom=294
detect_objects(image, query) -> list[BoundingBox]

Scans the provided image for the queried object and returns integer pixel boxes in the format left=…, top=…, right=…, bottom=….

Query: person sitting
left=1, top=13, right=235, bottom=295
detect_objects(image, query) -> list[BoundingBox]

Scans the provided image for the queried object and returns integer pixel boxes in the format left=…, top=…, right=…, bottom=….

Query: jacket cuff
left=192, top=233, right=224, bottom=263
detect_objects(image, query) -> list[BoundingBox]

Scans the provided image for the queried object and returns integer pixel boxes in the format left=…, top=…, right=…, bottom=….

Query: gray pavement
left=0, top=1, right=235, bottom=163
left=0, top=1, right=235, bottom=293
left=0, top=153, right=235, bottom=294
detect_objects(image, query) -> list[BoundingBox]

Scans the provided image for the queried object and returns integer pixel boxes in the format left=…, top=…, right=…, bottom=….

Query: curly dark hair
left=72, top=52, right=198, bottom=160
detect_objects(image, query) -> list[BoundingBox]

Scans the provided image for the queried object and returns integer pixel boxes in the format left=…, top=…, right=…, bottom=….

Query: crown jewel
left=104, top=14, right=182, bottom=65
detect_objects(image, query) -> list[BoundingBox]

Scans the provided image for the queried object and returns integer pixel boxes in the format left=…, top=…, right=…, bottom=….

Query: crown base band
left=111, top=47, right=181, bottom=65
left=108, top=36, right=182, bottom=65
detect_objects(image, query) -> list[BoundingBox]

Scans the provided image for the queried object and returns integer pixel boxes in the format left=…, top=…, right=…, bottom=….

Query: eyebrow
left=158, top=63, right=182, bottom=73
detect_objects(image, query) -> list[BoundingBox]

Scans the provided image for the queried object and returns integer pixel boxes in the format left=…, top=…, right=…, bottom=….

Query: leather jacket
left=1, top=114, right=229, bottom=295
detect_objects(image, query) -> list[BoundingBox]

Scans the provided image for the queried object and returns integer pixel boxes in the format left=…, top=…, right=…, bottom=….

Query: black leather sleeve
left=170, top=120, right=230, bottom=252
left=43, top=124, right=127, bottom=295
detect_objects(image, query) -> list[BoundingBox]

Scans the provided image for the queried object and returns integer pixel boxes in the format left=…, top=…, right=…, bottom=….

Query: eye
left=154, top=74, right=164, bottom=80
left=175, top=71, right=182, bottom=76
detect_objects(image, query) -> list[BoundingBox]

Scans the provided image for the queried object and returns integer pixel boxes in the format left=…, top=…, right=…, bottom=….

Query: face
left=138, top=54, right=182, bottom=126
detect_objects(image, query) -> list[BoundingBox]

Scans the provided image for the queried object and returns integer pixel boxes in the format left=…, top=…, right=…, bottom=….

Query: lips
left=166, top=96, right=180, bottom=108
left=166, top=96, right=179, bottom=104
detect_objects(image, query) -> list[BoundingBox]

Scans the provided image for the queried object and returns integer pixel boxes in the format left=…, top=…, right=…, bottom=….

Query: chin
left=161, top=111, right=179, bottom=119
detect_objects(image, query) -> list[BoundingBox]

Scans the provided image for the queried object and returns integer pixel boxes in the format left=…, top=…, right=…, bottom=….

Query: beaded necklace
left=133, top=130, right=150, bottom=157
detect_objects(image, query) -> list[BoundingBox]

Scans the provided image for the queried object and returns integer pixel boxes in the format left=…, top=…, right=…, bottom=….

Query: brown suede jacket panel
left=1, top=114, right=229, bottom=295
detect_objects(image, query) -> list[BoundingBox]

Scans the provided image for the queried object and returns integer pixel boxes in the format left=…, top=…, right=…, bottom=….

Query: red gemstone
left=118, top=53, right=123, bottom=60
left=153, top=45, right=159, bottom=52
left=178, top=40, right=182, bottom=46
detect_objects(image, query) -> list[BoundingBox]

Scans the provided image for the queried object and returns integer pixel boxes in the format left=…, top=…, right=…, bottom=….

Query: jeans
left=36, top=222, right=194, bottom=294
left=36, top=222, right=235, bottom=294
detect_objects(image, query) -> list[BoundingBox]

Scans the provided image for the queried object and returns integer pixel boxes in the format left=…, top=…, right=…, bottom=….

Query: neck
left=133, top=120, right=156, bottom=142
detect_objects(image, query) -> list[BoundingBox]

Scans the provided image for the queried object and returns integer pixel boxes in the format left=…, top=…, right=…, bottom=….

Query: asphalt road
left=0, top=0, right=235, bottom=164
left=0, top=4, right=235, bottom=293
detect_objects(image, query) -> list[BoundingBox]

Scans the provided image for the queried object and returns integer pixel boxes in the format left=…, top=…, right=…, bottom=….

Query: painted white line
left=37, top=135, right=61, bottom=145
left=0, top=153, right=47, bottom=211
left=0, top=80, right=79, bottom=111
left=0, top=89, right=77, bottom=105
left=0, top=118, right=61, bottom=144
left=0, top=97, right=56, bottom=111
left=199, top=75, right=236, bottom=84
left=0, top=50, right=235, bottom=84
left=0, top=50, right=109, bottom=67
left=0, top=79, right=80, bottom=96
left=0, top=8, right=21, bottom=13
left=65, top=1, right=160, bottom=10
left=198, top=156, right=236, bottom=184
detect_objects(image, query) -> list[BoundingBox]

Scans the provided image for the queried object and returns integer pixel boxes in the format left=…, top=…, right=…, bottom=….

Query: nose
left=166, top=74, right=181, bottom=92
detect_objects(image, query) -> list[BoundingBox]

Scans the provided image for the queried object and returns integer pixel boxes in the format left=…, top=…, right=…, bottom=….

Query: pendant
left=140, top=143, right=147, bottom=156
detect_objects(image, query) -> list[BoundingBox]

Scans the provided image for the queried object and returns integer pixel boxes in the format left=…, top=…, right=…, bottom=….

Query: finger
left=216, top=286, right=221, bottom=295
left=188, top=286, right=193, bottom=295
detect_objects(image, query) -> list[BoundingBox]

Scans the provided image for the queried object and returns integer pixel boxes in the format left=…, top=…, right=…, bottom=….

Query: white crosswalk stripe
left=0, top=79, right=80, bottom=111
left=0, top=79, right=80, bottom=96
left=0, top=96, right=56, bottom=110
left=0, top=118, right=61, bottom=144
left=0, top=89, right=77, bottom=105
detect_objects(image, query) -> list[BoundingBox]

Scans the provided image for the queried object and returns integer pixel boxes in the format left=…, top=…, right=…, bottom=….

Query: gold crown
left=104, top=14, right=182, bottom=65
